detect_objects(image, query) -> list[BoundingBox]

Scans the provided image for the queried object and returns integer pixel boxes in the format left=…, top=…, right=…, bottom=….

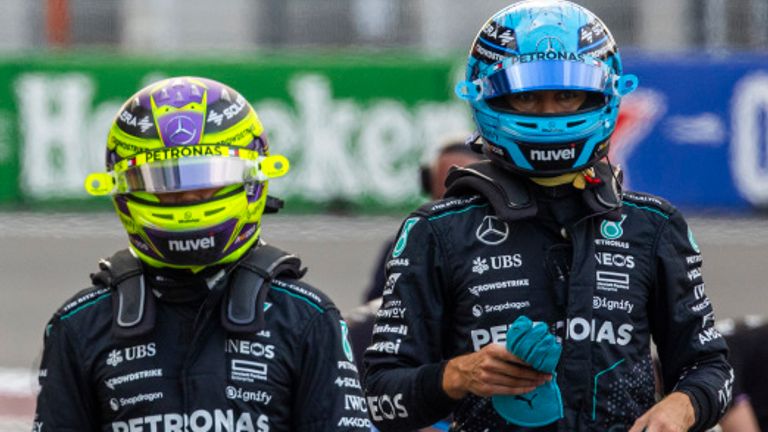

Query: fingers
left=483, top=355, right=550, bottom=383
left=462, top=345, right=552, bottom=397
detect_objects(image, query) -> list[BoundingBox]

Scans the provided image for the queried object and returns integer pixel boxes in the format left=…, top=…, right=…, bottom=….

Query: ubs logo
left=106, top=343, right=157, bottom=367
left=476, top=215, right=509, bottom=245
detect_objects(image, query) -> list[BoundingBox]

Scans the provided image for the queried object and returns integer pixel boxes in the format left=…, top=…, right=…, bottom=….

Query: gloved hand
left=492, top=316, right=564, bottom=427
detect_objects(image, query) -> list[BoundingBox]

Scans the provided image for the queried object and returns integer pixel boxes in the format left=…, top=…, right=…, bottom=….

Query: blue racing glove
left=492, top=316, right=564, bottom=427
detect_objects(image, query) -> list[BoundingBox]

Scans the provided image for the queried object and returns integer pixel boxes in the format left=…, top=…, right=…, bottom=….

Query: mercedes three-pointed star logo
left=166, top=115, right=198, bottom=145
left=476, top=215, right=509, bottom=245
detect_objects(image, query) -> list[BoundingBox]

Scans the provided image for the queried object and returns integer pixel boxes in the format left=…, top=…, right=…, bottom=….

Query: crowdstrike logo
left=475, top=215, right=509, bottom=245
left=105, top=368, right=163, bottom=390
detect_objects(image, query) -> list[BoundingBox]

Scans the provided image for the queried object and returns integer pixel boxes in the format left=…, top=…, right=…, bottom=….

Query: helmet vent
left=516, top=122, right=537, bottom=129
left=204, top=207, right=226, bottom=217
left=152, top=213, right=174, bottom=220
left=567, top=120, right=586, bottom=127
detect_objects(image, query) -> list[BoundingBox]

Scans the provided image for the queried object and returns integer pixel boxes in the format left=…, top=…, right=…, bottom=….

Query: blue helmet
left=455, top=0, right=638, bottom=176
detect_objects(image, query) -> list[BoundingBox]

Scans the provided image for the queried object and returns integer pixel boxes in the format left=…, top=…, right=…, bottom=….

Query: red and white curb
left=0, top=368, right=37, bottom=432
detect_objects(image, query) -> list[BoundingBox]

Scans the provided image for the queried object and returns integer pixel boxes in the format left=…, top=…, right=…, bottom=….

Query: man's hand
left=628, top=391, right=696, bottom=432
left=442, top=343, right=551, bottom=400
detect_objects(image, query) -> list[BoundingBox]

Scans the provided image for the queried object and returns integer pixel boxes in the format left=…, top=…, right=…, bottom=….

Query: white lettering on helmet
left=168, top=236, right=215, bottom=252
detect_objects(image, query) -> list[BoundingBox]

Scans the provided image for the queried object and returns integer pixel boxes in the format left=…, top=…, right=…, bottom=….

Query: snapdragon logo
left=111, top=409, right=269, bottom=432
left=110, top=392, right=164, bottom=411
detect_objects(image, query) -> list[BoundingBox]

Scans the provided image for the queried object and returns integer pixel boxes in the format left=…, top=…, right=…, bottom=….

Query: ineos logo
left=166, top=115, right=198, bottom=145
left=476, top=215, right=509, bottom=245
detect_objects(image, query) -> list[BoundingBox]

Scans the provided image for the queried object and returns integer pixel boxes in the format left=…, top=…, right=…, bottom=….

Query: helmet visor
left=117, top=157, right=260, bottom=194
left=479, top=60, right=613, bottom=100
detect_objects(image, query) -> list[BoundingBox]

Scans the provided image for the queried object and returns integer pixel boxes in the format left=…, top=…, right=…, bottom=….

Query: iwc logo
left=476, top=215, right=509, bottom=245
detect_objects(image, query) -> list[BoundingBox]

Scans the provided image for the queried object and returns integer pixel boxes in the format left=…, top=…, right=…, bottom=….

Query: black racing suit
left=34, top=248, right=371, bottom=432
left=363, top=183, right=733, bottom=431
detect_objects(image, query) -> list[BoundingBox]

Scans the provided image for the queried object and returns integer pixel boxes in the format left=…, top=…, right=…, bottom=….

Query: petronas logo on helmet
left=168, top=236, right=215, bottom=252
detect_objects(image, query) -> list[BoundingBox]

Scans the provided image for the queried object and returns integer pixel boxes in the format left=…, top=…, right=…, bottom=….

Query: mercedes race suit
left=363, top=187, right=733, bottom=431
left=34, top=250, right=371, bottom=432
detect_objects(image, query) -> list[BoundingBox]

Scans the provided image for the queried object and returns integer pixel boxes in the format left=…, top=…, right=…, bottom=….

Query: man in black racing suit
left=33, top=77, right=370, bottom=432
left=363, top=2, right=733, bottom=431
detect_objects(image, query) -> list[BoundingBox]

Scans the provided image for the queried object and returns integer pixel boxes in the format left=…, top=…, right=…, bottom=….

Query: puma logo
left=514, top=392, right=538, bottom=409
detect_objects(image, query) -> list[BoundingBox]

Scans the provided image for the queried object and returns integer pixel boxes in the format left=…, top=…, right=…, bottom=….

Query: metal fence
left=2, top=0, right=768, bottom=53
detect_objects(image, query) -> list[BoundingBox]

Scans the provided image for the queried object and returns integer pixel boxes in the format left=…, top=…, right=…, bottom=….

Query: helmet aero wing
left=85, top=77, right=289, bottom=270
left=455, top=0, right=638, bottom=176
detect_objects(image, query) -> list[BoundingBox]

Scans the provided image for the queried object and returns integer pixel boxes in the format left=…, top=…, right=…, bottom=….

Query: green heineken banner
left=0, top=54, right=472, bottom=212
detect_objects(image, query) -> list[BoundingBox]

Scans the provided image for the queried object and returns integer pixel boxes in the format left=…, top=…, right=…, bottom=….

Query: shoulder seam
left=622, top=200, right=670, bottom=220
left=270, top=283, right=326, bottom=313
left=59, top=292, right=112, bottom=321
left=427, top=203, right=488, bottom=221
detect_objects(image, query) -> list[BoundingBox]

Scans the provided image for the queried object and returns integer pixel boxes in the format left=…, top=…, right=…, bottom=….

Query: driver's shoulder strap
left=221, top=243, right=306, bottom=334
left=90, top=244, right=307, bottom=338
left=90, top=249, right=154, bottom=339
left=444, top=161, right=538, bottom=223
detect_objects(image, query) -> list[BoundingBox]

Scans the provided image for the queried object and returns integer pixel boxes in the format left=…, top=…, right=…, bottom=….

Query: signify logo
left=169, top=236, right=215, bottom=252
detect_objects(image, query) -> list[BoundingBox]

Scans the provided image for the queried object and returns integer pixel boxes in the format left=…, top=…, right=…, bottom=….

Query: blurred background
left=1, top=0, right=767, bottom=429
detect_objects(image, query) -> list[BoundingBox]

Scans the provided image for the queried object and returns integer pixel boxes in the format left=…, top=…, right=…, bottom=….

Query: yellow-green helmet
left=85, top=77, right=289, bottom=270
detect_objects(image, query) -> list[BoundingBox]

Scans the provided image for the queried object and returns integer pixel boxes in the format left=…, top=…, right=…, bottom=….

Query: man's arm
left=638, top=210, right=733, bottom=431
left=363, top=216, right=459, bottom=431
left=719, top=397, right=761, bottom=432
left=34, top=318, right=99, bottom=431
left=292, top=309, right=371, bottom=431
